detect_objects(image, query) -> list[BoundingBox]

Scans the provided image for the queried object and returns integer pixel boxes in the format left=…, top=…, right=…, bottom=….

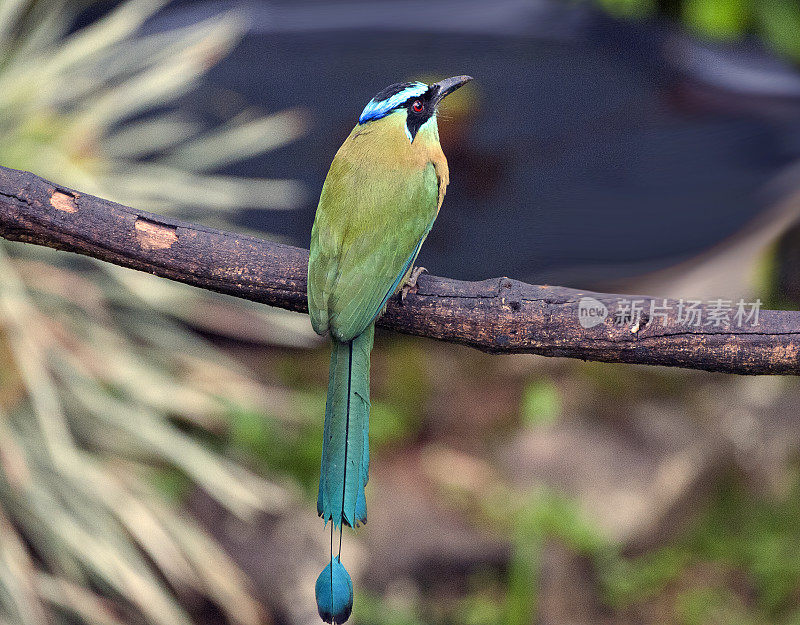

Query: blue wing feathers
left=369, top=218, right=435, bottom=327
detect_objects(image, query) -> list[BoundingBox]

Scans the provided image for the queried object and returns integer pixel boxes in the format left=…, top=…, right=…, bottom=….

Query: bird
left=307, top=75, right=472, bottom=624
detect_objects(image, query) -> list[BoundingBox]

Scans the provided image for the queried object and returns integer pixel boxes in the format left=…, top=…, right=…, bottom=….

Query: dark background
left=144, top=0, right=800, bottom=288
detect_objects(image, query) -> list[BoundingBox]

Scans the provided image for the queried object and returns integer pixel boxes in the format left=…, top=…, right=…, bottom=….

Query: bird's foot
left=400, top=266, right=427, bottom=303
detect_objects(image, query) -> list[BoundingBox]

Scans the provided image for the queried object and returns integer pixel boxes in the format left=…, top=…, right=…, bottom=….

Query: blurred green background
left=2, top=1, right=800, bottom=624
left=599, top=0, right=800, bottom=62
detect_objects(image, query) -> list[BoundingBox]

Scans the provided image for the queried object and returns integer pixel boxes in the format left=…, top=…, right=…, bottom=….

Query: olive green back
left=308, top=113, right=441, bottom=341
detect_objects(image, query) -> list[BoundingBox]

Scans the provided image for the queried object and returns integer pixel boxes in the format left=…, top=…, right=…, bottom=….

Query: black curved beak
left=431, top=75, right=473, bottom=105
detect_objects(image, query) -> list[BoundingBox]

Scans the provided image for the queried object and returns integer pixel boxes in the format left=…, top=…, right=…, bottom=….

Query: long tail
left=315, top=324, right=373, bottom=624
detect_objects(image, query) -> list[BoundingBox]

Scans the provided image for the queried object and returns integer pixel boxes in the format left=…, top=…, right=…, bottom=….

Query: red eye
left=412, top=99, right=424, bottom=113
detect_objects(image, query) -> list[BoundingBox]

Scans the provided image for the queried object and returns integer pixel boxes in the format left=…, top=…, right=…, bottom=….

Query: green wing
left=308, top=157, right=439, bottom=342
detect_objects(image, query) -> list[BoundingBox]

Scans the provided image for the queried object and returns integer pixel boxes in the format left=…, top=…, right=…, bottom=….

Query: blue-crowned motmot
left=307, top=75, right=472, bottom=623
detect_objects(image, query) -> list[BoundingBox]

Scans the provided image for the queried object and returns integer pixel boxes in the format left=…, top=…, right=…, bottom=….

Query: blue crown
left=358, top=82, right=428, bottom=124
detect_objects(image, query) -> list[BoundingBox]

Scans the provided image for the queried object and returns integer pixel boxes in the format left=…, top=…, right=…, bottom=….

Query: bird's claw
left=400, top=266, right=427, bottom=303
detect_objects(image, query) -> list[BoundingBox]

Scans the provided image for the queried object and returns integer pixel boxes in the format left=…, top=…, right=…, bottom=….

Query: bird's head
left=358, top=75, right=472, bottom=143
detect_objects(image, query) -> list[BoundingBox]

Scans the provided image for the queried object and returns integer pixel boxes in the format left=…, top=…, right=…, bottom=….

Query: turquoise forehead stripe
left=358, top=83, right=428, bottom=124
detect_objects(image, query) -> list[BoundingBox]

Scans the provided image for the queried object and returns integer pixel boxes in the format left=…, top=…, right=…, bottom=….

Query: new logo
left=578, top=297, right=608, bottom=329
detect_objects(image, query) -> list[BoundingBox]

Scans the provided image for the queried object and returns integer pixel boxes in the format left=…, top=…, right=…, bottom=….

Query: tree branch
left=0, top=166, right=798, bottom=375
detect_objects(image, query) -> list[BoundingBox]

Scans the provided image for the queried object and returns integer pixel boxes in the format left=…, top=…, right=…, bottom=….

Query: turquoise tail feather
left=315, top=555, right=353, bottom=624
left=315, top=325, right=373, bottom=623
left=317, top=323, right=373, bottom=528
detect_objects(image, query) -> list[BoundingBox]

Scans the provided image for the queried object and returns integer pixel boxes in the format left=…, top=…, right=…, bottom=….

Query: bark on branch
left=0, top=165, right=798, bottom=375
